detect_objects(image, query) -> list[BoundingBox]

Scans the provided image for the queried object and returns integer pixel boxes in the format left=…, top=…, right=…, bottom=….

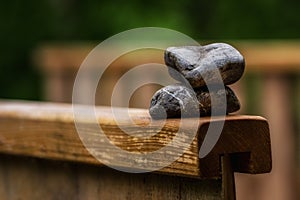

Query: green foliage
left=0, top=0, right=299, bottom=99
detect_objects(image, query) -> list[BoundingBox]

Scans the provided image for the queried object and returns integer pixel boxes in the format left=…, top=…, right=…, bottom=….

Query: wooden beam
left=0, top=155, right=223, bottom=200
left=0, top=100, right=271, bottom=178
left=33, top=44, right=164, bottom=72
left=236, top=40, right=300, bottom=73
left=34, top=41, right=300, bottom=73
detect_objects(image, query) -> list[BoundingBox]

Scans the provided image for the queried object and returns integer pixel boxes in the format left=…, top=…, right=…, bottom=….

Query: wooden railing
left=33, top=40, right=300, bottom=199
left=0, top=101, right=271, bottom=199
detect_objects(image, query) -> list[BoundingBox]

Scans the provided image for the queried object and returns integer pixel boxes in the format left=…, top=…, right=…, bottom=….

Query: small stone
left=149, top=84, right=240, bottom=119
left=149, top=84, right=199, bottom=119
left=195, top=85, right=240, bottom=116
left=165, top=43, right=245, bottom=88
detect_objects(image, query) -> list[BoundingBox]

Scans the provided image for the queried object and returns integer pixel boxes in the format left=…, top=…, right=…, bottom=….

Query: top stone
left=165, top=43, right=245, bottom=88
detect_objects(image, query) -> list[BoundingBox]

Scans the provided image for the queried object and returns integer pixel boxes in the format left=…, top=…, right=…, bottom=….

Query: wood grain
left=0, top=154, right=223, bottom=200
left=0, top=100, right=271, bottom=178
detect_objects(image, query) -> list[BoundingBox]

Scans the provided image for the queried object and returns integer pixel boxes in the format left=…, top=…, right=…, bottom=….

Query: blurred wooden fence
left=34, top=40, right=300, bottom=200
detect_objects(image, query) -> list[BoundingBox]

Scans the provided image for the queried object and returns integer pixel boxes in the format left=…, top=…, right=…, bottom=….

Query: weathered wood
left=0, top=100, right=271, bottom=179
left=221, top=155, right=236, bottom=200
left=0, top=154, right=222, bottom=200
left=32, top=41, right=295, bottom=199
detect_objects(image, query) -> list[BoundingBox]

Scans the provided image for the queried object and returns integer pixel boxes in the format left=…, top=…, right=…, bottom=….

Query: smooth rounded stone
left=165, top=43, right=245, bottom=88
left=149, top=84, right=199, bottom=119
left=149, top=84, right=240, bottom=119
left=195, top=85, right=240, bottom=116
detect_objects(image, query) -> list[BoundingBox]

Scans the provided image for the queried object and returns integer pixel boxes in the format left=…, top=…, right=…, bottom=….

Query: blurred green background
left=1, top=1, right=300, bottom=199
left=1, top=0, right=299, bottom=100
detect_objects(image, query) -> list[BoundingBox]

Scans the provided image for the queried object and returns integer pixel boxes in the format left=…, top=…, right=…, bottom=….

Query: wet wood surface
left=0, top=100, right=271, bottom=178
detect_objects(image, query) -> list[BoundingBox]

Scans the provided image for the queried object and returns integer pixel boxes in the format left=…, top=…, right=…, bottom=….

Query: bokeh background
left=1, top=0, right=300, bottom=100
left=1, top=0, right=300, bottom=199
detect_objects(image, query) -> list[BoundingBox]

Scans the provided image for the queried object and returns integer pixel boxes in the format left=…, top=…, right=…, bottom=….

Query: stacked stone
left=149, top=43, right=245, bottom=119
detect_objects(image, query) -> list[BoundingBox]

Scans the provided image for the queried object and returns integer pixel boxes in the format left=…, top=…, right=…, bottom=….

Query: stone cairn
left=149, top=43, right=245, bottom=119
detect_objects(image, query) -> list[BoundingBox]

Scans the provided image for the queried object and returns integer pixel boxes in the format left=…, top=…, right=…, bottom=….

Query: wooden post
left=0, top=101, right=272, bottom=199
left=222, top=154, right=236, bottom=200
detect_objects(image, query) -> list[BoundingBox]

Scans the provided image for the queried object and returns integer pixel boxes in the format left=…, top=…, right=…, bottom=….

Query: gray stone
left=149, top=84, right=199, bottom=119
left=195, top=85, right=240, bottom=116
left=149, top=84, right=240, bottom=119
left=165, top=43, right=245, bottom=88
